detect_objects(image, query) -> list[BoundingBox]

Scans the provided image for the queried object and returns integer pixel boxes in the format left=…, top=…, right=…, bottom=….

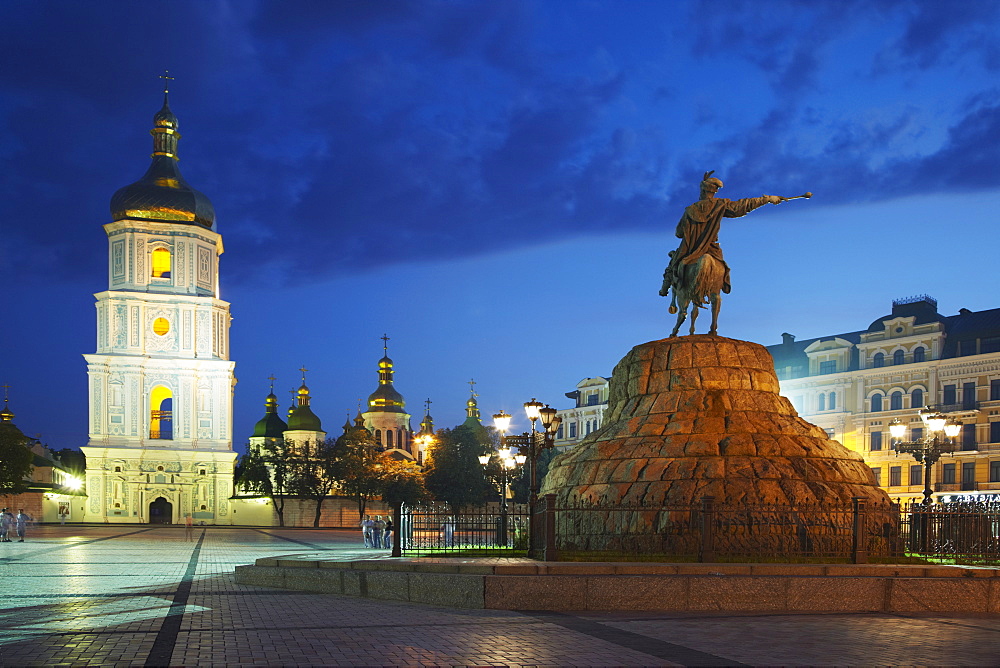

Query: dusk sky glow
left=3, top=0, right=1000, bottom=452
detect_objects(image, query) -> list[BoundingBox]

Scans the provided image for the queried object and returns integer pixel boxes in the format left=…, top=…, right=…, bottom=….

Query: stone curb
left=233, top=557, right=1000, bottom=613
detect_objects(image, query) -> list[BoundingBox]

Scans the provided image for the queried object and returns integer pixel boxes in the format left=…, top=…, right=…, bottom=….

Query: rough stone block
left=584, top=575, right=689, bottom=611
left=408, top=573, right=485, bottom=608
left=889, top=578, right=990, bottom=613
left=484, top=575, right=587, bottom=610
left=364, top=571, right=411, bottom=602
left=687, top=576, right=787, bottom=611
left=786, top=577, right=884, bottom=612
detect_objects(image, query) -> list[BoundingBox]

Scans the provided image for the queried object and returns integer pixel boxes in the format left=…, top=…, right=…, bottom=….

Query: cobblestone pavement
left=2, top=525, right=1000, bottom=667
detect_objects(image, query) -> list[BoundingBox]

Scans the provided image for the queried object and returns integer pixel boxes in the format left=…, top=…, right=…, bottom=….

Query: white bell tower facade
left=82, top=88, right=237, bottom=524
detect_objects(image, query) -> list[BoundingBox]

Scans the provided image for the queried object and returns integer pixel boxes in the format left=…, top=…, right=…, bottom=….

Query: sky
left=3, top=0, right=1000, bottom=452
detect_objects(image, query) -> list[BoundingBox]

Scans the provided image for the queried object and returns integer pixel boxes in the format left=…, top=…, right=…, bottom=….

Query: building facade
left=81, top=92, right=237, bottom=524
left=553, top=377, right=610, bottom=450
left=768, top=295, right=1000, bottom=503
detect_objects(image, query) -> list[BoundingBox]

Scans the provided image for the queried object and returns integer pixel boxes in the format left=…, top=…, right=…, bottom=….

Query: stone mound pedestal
left=542, top=335, right=889, bottom=509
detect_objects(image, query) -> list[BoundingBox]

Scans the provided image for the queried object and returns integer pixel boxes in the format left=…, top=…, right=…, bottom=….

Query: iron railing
left=399, top=502, right=529, bottom=556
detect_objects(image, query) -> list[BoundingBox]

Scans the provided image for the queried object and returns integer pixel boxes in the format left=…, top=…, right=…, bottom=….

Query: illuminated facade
left=769, top=295, right=1000, bottom=503
left=553, top=377, right=610, bottom=451
left=81, top=92, right=237, bottom=524
left=361, top=340, right=419, bottom=462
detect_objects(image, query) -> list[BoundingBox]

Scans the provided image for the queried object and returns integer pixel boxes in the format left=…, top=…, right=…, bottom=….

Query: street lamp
left=889, top=408, right=962, bottom=505
left=481, top=413, right=522, bottom=547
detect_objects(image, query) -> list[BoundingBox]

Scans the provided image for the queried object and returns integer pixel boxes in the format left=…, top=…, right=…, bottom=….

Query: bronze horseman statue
left=659, top=171, right=811, bottom=337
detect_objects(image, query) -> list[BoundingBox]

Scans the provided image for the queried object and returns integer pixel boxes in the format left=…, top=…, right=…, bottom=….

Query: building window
left=818, top=394, right=825, bottom=411
left=991, top=379, right=1000, bottom=401
left=911, top=388, right=924, bottom=408
left=386, top=430, right=394, bottom=448
left=963, top=382, right=977, bottom=410
left=829, top=392, right=836, bottom=410
left=983, top=337, right=1000, bottom=354
left=114, top=466, right=122, bottom=472
left=889, top=466, right=901, bottom=486
left=149, top=385, right=173, bottom=440
left=991, top=422, right=1000, bottom=444
left=871, top=394, right=883, bottom=412
left=873, top=352, right=885, bottom=368
left=375, top=429, right=381, bottom=445
left=870, top=467, right=881, bottom=485
left=890, top=391, right=903, bottom=411
left=912, top=427, right=923, bottom=442
left=943, top=384, right=956, bottom=406
left=893, top=349, right=905, bottom=365
left=962, top=462, right=976, bottom=488
left=909, top=465, right=922, bottom=486
left=151, top=248, right=172, bottom=278
left=587, top=393, right=599, bottom=406
left=913, top=347, right=925, bottom=363
left=199, top=469, right=206, bottom=476
left=943, top=463, right=956, bottom=484
left=569, top=422, right=577, bottom=438
left=819, top=360, right=836, bottom=375
left=962, top=423, right=977, bottom=451
left=870, top=431, right=882, bottom=451
left=990, top=461, right=1000, bottom=483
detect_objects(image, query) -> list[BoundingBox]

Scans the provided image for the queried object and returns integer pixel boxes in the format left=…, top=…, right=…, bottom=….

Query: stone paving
left=1, top=526, right=1000, bottom=667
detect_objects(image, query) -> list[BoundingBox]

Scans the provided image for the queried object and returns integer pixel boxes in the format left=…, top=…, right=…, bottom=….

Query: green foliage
left=290, top=438, right=340, bottom=527
left=380, top=458, right=428, bottom=508
left=333, top=423, right=386, bottom=519
left=236, top=439, right=296, bottom=525
left=423, top=425, right=494, bottom=512
left=510, top=446, right=558, bottom=504
left=0, top=427, right=33, bottom=495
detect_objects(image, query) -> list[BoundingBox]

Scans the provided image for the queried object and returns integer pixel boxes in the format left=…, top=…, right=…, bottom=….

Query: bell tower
left=81, top=80, right=237, bottom=524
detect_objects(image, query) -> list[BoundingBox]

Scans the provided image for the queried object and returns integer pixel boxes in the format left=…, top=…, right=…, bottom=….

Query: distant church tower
left=362, top=335, right=414, bottom=459
left=81, top=83, right=237, bottom=524
left=249, top=377, right=287, bottom=450
left=284, top=367, right=326, bottom=447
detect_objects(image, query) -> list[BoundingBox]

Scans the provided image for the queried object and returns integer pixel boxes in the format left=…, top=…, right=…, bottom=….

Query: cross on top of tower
left=381, top=334, right=390, bottom=354
left=468, top=378, right=477, bottom=397
left=299, top=366, right=308, bottom=383
left=159, top=70, right=175, bottom=94
left=267, top=374, right=276, bottom=392
left=424, top=397, right=433, bottom=416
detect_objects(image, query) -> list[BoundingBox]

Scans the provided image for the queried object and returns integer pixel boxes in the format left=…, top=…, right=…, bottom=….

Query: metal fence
left=399, top=502, right=530, bottom=556
left=899, top=500, right=1000, bottom=562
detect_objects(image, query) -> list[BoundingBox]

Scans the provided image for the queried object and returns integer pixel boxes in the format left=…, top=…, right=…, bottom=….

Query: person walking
left=361, top=515, right=375, bottom=548
left=372, top=516, right=385, bottom=549
left=383, top=518, right=394, bottom=550
left=184, top=513, right=194, bottom=541
left=0, top=508, right=11, bottom=542
left=15, top=509, right=30, bottom=542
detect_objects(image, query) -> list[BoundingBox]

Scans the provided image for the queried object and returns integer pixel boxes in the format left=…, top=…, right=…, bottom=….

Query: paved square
left=1, top=525, right=999, bottom=666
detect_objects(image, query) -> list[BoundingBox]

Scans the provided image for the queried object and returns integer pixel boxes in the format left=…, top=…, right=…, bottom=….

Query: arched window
left=829, top=392, right=836, bottom=410
left=890, top=391, right=903, bottom=411
left=913, top=347, right=925, bottom=363
left=818, top=394, right=826, bottom=411
left=893, top=349, right=904, bottom=365
left=911, top=388, right=924, bottom=408
left=386, top=429, right=394, bottom=448
left=873, top=352, right=885, bottom=368
left=149, top=386, right=173, bottom=439
left=375, top=429, right=382, bottom=445
left=151, top=248, right=172, bottom=278
left=871, top=394, right=883, bottom=412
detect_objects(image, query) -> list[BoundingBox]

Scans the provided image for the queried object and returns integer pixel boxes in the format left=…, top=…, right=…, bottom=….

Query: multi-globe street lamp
left=479, top=410, right=525, bottom=546
left=486, top=401, right=562, bottom=557
left=889, top=409, right=962, bottom=505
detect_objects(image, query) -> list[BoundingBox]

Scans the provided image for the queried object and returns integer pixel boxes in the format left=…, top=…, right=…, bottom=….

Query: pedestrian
left=184, top=513, right=194, bottom=541
left=383, top=517, right=394, bottom=550
left=15, top=509, right=30, bottom=542
left=372, top=515, right=385, bottom=549
left=361, top=515, right=375, bottom=548
left=0, top=508, right=11, bottom=542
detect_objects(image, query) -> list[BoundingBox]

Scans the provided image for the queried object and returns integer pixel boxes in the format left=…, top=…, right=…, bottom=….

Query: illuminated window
left=153, top=317, right=170, bottom=336
left=889, top=466, right=901, bottom=486
left=149, top=386, right=173, bottom=440
left=873, top=352, right=884, bottom=368
left=913, top=347, right=925, bottom=363
left=893, top=350, right=904, bottom=365
left=151, top=248, right=172, bottom=278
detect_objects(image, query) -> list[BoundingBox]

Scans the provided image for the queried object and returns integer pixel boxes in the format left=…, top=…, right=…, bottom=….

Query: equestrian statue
left=659, top=171, right=811, bottom=337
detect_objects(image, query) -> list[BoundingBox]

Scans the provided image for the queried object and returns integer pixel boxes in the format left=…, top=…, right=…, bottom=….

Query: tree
left=423, top=425, right=494, bottom=512
left=379, top=458, right=428, bottom=557
left=236, top=439, right=296, bottom=526
left=0, top=427, right=33, bottom=495
left=333, top=424, right=385, bottom=520
left=291, top=438, right=340, bottom=528
left=511, top=446, right=558, bottom=504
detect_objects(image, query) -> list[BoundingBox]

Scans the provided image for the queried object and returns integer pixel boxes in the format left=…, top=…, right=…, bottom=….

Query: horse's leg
left=670, top=297, right=688, bottom=337
left=709, top=293, right=722, bottom=335
left=689, top=303, right=699, bottom=335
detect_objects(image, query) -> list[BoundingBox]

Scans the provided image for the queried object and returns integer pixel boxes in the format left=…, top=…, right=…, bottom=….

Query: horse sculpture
left=668, top=254, right=725, bottom=337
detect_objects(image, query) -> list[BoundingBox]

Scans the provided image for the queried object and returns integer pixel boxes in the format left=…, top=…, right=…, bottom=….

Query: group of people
left=0, top=508, right=30, bottom=543
left=360, top=515, right=393, bottom=549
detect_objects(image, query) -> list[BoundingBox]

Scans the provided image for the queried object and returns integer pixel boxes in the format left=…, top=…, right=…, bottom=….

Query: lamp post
left=889, top=409, right=962, bottom=506
left=480, top=409, right=524, bottom=547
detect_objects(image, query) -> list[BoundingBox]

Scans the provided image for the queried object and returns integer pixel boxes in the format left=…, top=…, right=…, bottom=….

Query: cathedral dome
left=287, top=405, right=323, bottom=432
left=252, top=392, right=287, bottom=438
left=109, top=94, right=216, bottom=229
left=367, top=384, right=406, bottom=413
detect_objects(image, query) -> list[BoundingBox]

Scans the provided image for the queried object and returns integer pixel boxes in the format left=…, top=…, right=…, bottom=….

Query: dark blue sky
left=4, top=0, right=1000, bottom=450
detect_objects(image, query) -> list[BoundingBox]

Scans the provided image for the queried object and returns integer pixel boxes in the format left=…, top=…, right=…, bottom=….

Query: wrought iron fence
left=899, top=500, right=1000, bottom=562
left=399, top=502, right=529, bottom=556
